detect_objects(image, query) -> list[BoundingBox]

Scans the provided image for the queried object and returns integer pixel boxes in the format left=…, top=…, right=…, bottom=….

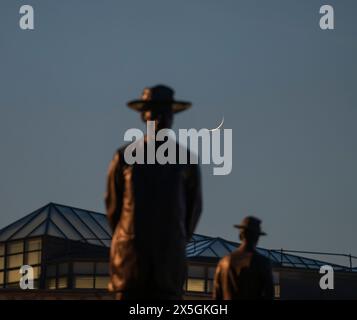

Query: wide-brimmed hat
left=127, top=85, right=192, bottom=113
left=234, top=216, right=267, bottom=236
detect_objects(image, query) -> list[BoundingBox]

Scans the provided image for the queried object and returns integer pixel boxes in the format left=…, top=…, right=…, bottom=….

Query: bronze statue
left=105, top=85, right=202, bottom=300
left=213, top=216, right=274, bottom=300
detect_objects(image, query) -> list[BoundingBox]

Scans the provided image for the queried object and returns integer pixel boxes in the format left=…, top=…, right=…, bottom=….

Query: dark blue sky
left=0, top=1, right=356, bottom=263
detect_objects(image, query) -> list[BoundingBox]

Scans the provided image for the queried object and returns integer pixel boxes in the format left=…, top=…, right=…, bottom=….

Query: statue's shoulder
left=117, top=143, right=130, bottom=157
left=253, top=251, right=272, bottom=267
left=217, top=254, right=232, bottom=271
left=109, top=143, right=132, bottom=169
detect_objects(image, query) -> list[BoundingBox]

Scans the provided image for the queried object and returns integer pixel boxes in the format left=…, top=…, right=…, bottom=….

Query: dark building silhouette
left=0, top=203, right=356, bottom=300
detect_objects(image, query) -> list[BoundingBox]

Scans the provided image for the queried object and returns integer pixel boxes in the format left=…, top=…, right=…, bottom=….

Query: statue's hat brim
left=127, top=99, right=191, bottom=113
left=126, top=85, right=192, bottom=114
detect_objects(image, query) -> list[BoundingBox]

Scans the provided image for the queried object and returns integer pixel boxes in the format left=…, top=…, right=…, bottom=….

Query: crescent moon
left=208, top=117, right=225, bottom=131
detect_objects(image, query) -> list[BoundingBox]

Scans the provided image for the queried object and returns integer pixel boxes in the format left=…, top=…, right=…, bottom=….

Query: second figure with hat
left=213, top=216, right=274, bottom=300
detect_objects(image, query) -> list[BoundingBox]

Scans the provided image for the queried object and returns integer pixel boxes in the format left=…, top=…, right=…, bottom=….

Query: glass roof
left=0, top=203, right=112, bottom=247
left=0, top=203, right=354, bottom=272
left=187, top=237, right=354, bottom=271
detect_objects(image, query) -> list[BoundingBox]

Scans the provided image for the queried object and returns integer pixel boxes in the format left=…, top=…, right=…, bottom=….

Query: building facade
left=0, top=203, right=356, bottom=300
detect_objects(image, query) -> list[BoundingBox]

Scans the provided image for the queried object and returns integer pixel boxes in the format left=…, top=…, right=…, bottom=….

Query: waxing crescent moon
left=208, top=117, right=225, bottom=131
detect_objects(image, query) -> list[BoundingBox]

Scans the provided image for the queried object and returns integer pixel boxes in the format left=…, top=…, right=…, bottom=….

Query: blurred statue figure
left=213, top=216, right=274, bottom=300
left=105, top=85, right=202, bottom=300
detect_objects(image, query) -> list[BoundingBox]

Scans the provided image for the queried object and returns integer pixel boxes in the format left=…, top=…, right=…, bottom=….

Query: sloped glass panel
left=87, top=239, right=104, bottom=246
left=283, top=254, right=305, bottom=265
left=28, top=222, right=47, bottom=237
left=191, top=234, right=210, bottom=241
left=102, top=240, right=111, bottom=247
left=0, top=209, right=41, bottom=241
left=187, top=244, right=208, bottom=257
left=210, top=240, right=231, bottom=257
left=50, top=211, right=82, bottom=241
left=11, top=209, right=48, bottom=240
left=312, top=260, right=325, bottom=267
left=186, top=239, right=212, bottom=255
left=185, top=246, right=194, bottom=254
left=300, top=257, right=318, bottom=266
left=186, top=243, right=203, bottom=256
left=190, top=241, right=211, bottom=256
left=55, top=206, right=97, bottom=241
left=268, top=252, right=282, bottom=263
left=256, top=248, right=272, bottom=258
left=279, top=254, right=294, bottom=264
left=73, top=209, right=111, bottom=241
left=225, top=243, right=238, bottom=252
left=197, top=247, right=219, bottom=258
left=90, top=213, right=112, bottom=237
left=185, top=243, right=196, bottom=254
left=191, top=234, right=200, bottom=241
left=47, top=222, right=66, bottom=239
left=0, top=244, right=4, bottom=256
left=196, top=239, right=213, bottom=249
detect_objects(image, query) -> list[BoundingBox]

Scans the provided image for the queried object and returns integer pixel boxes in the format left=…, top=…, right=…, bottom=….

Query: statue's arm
left=105, top=151, right=124, bottom=232
left=213, top=260, right=224, bottom=300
